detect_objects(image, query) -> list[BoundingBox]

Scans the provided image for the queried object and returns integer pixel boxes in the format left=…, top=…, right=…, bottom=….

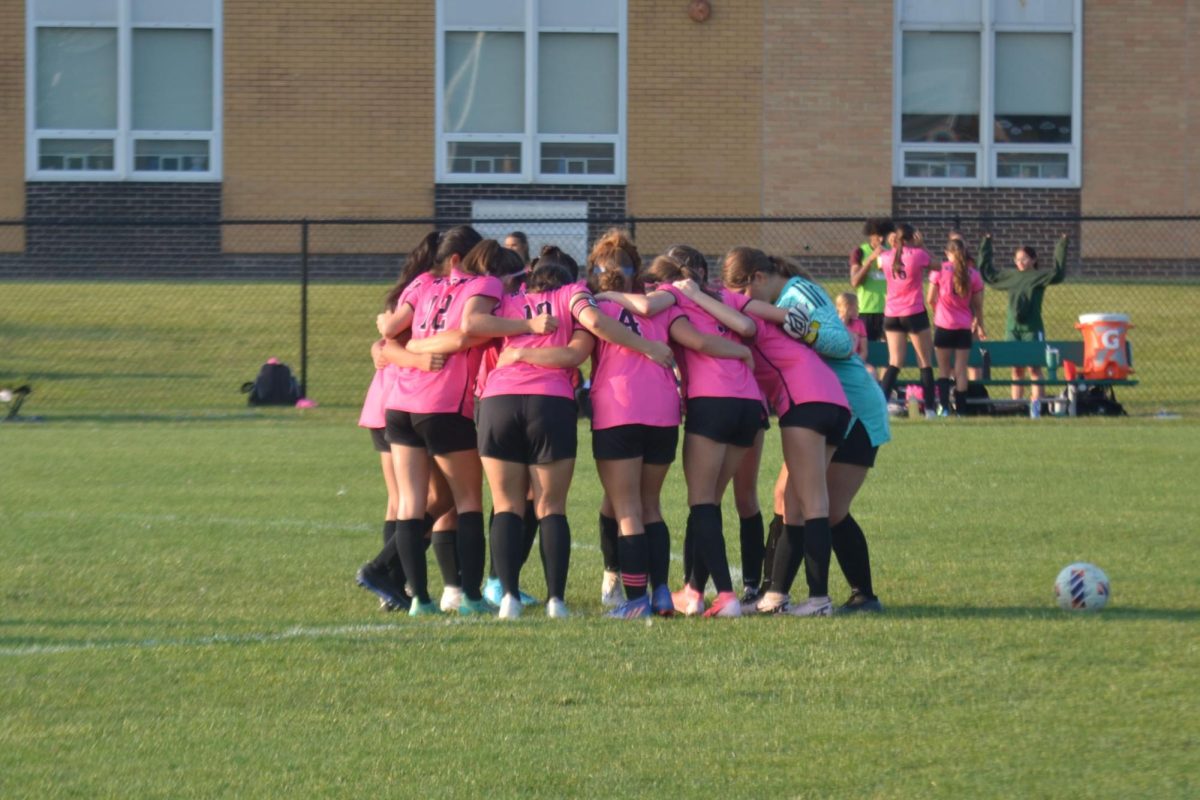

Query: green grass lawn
left=2, top=417, right=1197, bottom=797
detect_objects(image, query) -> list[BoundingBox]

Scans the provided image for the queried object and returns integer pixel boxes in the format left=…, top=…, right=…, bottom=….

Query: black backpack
left=1073, top=385, right=1126, bottom=417
left=241, top=360, right=300, bottom=406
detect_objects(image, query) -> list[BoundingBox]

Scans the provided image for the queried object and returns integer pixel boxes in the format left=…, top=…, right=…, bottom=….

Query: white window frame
left=435, top=0, right=627, bottom=185
left=26, top=0, right=223, bottom=182
left=893, top=0, right=1081, bottom=188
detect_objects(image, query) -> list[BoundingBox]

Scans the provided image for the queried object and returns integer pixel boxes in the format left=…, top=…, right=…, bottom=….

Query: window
left=437, top=0, right=625, bottom=183
left=27, top=0, right=222, bottom=181
left=894, top=0, right=1080, bottom=187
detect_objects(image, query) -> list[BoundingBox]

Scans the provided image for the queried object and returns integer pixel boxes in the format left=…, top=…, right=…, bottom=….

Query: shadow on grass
left=7, top=411, right=294, bottom=424
left=887, top=605, right=1200, bottom=621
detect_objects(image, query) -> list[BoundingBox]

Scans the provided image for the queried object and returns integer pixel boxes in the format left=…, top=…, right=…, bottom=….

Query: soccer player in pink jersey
left=477, top=246, right=674, bottom=620
left=878, top=223, right=937, bottom=414
left=927, top=236, right=986, bottom=415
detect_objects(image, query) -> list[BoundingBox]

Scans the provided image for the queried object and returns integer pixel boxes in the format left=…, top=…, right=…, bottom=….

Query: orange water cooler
left=1075, top=313, right=1133, bottom=380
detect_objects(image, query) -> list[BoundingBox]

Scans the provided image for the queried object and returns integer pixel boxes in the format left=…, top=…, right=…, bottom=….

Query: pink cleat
left=671, top=585, right=705, bottom=616
left=703, top=591, right=743, bottom=618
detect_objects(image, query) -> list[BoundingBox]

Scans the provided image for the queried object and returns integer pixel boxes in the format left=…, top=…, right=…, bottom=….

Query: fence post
left=300, top=219, right=309, bottom=399
left=628, top=215, right=636, bottom=242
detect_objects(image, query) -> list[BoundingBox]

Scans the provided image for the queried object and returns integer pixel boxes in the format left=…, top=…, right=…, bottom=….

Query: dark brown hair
left=946, top=237, right=971, bottom=297
left=526, top=245, right=578, bottom=293
left=664, top=243, right=709, bottom=284
left=384, top=225, right=482, bottom=310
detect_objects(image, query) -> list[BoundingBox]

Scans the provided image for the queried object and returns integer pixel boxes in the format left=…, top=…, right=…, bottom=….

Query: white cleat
left=787, top=596, right=833, bottom=617
left=546, top=598, right=569, bottom=619
left=601, top=570, right=625, bottom=607
left=439, top=585, right=463, bottom=613
left=498, top=593, right=523, bottom=620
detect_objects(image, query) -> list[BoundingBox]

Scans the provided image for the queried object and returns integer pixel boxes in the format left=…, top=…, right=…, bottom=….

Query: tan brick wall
left=762, top=0, right=893, bottom=226
left=0, top=0, right=26, bottom=250
left=223, top=1, right=434, bottom=252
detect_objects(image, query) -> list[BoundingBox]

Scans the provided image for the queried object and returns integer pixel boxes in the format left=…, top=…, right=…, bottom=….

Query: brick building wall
left=0, top=1, right=25, bottom=241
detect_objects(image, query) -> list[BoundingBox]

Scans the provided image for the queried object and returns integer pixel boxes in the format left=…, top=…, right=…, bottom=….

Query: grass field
left=2, top=416, right=1198, bottom=798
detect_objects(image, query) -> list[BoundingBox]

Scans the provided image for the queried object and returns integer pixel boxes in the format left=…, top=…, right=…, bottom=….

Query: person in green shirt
left=978, top=233, right=1069, bottom=408
left=848, top=217, right=894, bottom=344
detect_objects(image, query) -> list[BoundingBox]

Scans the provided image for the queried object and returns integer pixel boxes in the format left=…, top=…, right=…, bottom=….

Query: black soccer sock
left=770, top=523, right=805, bottom=595
left=521, top=505, right=540, bottom=566
left=393, top=518, right=430, bottom=604
left=489, top=512, right=525, bottom=598
left=617, top=533, right=650, bottom=600
left=382, top=519, right=397, bottom=547
left=881, top=365, right=901, bottom=400
left=937, top=377, right=953, bottom=411
left=486, top=508, right=498, bottom=581
left=539, top=514, right=572, bottom=602
left=599, top=513, right=620, bottom=573
left=759, top=514, right=784, bottom=593
left=954, top=384, right=969, bottom=416
left=690, top=503, right=733, bottom=594
left=645, top=520, right=672, bottom=589
left=431, top=530, right=459, bottom=590
left=831, top=513, right=875, bottom=599
left=920, top=367, right=936, bottom=412
left=802, top=516, right=832, bottom=598
left=456, top=511, right=486, bottom=601
left=739, top=512, right=765, bottom=590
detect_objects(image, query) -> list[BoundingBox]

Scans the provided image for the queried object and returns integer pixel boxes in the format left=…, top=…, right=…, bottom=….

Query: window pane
left=36, top=28, right=117, bottom=129
left=447, top=142, right=522, bottom=174
left=132, top=0, right=215, bottom=25
left=540, top=143, right=615, bottom=175
left=904, top=151, right=976, bottom=179
left=995, top=33, right=1072, bottom=144
left=133, top=29, right=214, bottom=131
left=444, top=32, right=524, bottom=134
left=33, top=0, right=117, bottom=24
left=901, top=32, right=980, bottom=143
left=997, top=152, right=1069, bottom=180
left=538, top=34, right=618, bottom=134
left=538, top=0, right=619, bottom=29
left=442, top=0, right=524, bottom=27
left=134, top=139, right=210, bottom=172
left=38, top=138, right=114, bottom=171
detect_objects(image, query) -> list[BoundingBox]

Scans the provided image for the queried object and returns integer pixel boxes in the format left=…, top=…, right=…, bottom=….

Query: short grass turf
left=2, top=417, right=1198, bottom=798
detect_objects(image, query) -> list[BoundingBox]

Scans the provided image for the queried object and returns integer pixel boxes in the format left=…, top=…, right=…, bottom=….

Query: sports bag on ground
left=241, top=359, right=300, bottom=406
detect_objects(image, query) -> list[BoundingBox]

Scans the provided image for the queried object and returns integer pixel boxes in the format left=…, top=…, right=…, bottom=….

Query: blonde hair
left=835, top=292, right=858, bottom=319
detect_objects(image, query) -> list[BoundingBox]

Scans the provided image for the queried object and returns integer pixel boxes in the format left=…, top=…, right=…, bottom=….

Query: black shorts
left=384, top=409, right=477, bottom=455
left=369, top=427, right=389, bottom=453
left=777, top=402, right=851, bottom=446
left=831, top=418, right=878, bottom=468
left=861, top=313, right=885, bottom=342
left=477, top=394, right=578, bottom=464
left=884, top=311, right=930, bottom=335
left=592, top=424, right=679, bottom=464
left=684, top=397, right=764, bottom=448
left=934, top=327, right=972, bottom=350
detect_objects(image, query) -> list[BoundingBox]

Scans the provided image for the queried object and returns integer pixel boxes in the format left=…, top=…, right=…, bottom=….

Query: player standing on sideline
left=878, top=223, right=938, bottom=417
left=849, top=217, right=893, bottom=347
left=927, top=237, right=986, bottom=415
left=504, top=231, right=530, bottom=267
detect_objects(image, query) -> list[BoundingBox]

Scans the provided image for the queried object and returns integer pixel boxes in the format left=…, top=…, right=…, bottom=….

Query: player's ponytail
left=947, top=237, right=971, bottom=297
left=385, top=230, right=440, bottom=311
left=526, top=245, right=578, bottom=292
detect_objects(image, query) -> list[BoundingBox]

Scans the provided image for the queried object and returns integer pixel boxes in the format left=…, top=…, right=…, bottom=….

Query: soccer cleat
left=671, top=585, right=705, bottom=616
left=439, top=585, right=464, bottom=613
left=924, top=409, right=938, bottom=419
left=458, top=597, right=498, bottom=617
left=703, top=591, right=743, bottom=618
left=356, top=564, right=409, bottom=609
left=739, top=586, right=762, bottom=614
left=545, top=598, right=569, bottom=619
left=607, top=595, right=652, bottom=619
left=601, top=570, right=625, bottom=607
left=498, top=593, right=523, bottom=620
left=482, top=576, right=504, bottom=605
left=755, top=591, right=791, bottom=615
left=408, top=599, right=440, bottom=617
left=518, top=589, right=540, bottom=606
left=650, top=585, right=675, bottom=617
left=834, top=591, right=884, bottom=615
left=787, top=596, right=834, bottom=617
left=937, top=404, right=951, bottom=417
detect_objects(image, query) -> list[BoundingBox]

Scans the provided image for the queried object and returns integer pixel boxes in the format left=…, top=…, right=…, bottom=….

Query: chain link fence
left=2, top=216, right=1197, bottom=419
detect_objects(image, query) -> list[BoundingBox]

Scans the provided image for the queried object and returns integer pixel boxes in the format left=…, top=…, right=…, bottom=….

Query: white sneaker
left=787, top=596, right=833, bottom=617
left=439, top=585, right=463, bottom=613
left=755, top=591, right=790, bottom=615
left=498, top=593, right=523, bottom=620
left=601, top=571, right=624, bottom=607
left=546, top=598, right=569, bottom=619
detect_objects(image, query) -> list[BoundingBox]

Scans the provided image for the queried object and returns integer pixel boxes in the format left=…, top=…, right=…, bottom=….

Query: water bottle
left=980, top=348, right=991, bottom=381
left=1029, top=399, right=1041, bottom=419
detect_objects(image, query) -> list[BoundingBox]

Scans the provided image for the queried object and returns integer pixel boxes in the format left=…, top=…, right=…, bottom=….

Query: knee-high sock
left=393, top=518, right=430, bottom=604
left=431, top=529, right=459, bottom=589
left=521, top=506, right=540, bottom=566
left=880, top=365, right=901, bottom=400
left=599, top=513, right=620, bottom=573
left=739, top=512, right=765, bottom=590
left=539, top=514, right=571, bottom=601
left=936, top=377, right=953, bottom=411
left=920, top=367, right=936, bottom=412
left=759, top=514, right=784, bottom=593
left=831, top=514, right=875, bottom=599
left=489, top=512, right=525, bottom=598
left=770, top=523, right=805, bottom=595
left=802, top=516, right=832, bottom=598
left=690, top=503, right=733, bottom=594
left=617, top=533, right=649, bottom=600
left=456, top=511, right=486, bottom=601
left=645, top=520, right=671, bottom=589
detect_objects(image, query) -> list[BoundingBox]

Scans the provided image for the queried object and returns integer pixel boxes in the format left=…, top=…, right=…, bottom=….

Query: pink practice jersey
left=663, top=284, right=761, bottom=403
left=357, top=364, right=398, bottom=429
left=930, top=264, right=984, bottom=331
left=590, top=300, right=683, bottom=430
left=880, top=246, right=933, bottom=317
left=385, top=269, right=503, bottom=416
left=479, top=281, right=591, bottom=400
left=747, top=315, right=849, bottom=415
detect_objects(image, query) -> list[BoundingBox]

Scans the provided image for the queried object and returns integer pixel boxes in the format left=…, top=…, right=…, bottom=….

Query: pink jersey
left=479, top=281, right=592, bottom=400
left=590, top=300, right=683, bottom=430
left=357, top=364, right=398, bottom=429
left=880, top=246, right=933, bottom=317
left=664, top=285, right=761, bottom=403
left=385, top=269, right=503, bottom=416
left=747, top=316, right=849, bottom=415
left=930, top=264, right=984, bottom=331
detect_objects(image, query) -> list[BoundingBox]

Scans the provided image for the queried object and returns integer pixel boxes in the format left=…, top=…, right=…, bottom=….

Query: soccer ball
left=1053, top=563, right=1111, bottom=612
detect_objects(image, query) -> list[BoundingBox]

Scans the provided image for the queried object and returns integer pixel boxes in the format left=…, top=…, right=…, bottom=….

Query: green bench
left=865, top=340, right=1138, bottom=416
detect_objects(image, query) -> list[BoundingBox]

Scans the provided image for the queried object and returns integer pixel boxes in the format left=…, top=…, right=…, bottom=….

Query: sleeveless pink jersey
left=747, top=315, right=849, bottom=415
left=663, top=284, right=761, bottom=403
left=930, top=264, right=984, bottom=331
left=590, top=300, right=683, bottom=430
left=357, top=364, right=398, bottom=429
left=479, top=281, right=591, bottom=401
left=880, top=246, right=933, bottom=317
left=385, top=269, right=503, bottom=416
